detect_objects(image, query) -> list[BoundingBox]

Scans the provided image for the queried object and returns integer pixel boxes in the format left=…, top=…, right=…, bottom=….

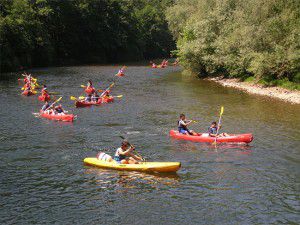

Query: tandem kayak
left=38, top=95, right=50, bottom=102
left=75, top=97, right=114, bottom=108
left=169, top=130, right=253, bottom=143
left=22, top=90, right=36, bottom=96
left=39, top=110, right=75, bottom=122
left=84, top=158, right=181, bottom=173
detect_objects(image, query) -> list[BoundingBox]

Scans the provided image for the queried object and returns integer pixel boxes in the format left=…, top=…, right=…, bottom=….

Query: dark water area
left=0, top=65, right=299, bottom=224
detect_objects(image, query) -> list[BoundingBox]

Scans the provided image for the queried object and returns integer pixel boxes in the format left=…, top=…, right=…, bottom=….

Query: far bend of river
left=0, top=65, right=299, bottom=224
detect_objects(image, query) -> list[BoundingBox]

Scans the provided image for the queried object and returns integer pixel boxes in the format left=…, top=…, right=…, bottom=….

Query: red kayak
left=22, top=90, right=36, bottom=96
left=39, top=110, right=74, bottom=122
left=38, top=95, right=50, bottom=102
left=169, top=130, right=253, bottom=143
left=116, top=73, right=125, bottom=77
left=75, top=97, right=114, bottom=108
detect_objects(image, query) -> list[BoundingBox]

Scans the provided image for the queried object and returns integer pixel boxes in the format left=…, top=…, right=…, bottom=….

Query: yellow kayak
left=84, top=158, right=181, bottom=173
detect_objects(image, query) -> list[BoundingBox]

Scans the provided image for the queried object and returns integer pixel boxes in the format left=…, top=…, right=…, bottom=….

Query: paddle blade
left=114, top=95, right=123, bottom=98
left=79, top=96, right=85, bottom=100
left=80, top=85, right=86, bottom=88
left=220, top=106, right=224, bottom=115
left=70, top=96, right=77, bottom=101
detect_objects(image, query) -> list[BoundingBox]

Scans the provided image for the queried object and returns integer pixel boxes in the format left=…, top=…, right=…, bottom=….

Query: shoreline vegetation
left=206, top=76, right=300, bottom=104
left=166, top=0, right=300, bottom=100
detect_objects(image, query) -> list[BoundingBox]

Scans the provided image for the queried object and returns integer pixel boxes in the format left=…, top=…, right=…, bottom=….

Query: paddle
left=119, top=135, right=145, bottom=162
left=70, top=96, right=79, bottom=101
left=100, top=82, right=115, bottom=98
left=212, top=106, right=224, bottom=145
left=44, top=97, right=62, bottom=111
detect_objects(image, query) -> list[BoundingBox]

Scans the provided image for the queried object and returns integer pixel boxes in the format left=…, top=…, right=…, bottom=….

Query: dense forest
left=1, top=0, right=300, bottom=88
left=0, top=0, right=174, bottom=72
left=166, top=0, right=300, bottom=86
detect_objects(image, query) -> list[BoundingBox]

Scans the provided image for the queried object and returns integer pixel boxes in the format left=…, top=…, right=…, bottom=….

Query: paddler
left=116, top=66, right=125, bottom=76
left=41, top=101, right=50, bottom=111
left=208, top=122, right=229, bottom=137
left=85, top=80, right=95, bottom=95
left=178, top=114, right=198, bottom=135
left=150, top=61, right=157, bottom=68
left=54, top=104, right=65, bottom=115
left=91, top=91, right=100, bottom=103
left=114, top=140, right=142, bottom=164
left=41, top=85, right=49, bottom=97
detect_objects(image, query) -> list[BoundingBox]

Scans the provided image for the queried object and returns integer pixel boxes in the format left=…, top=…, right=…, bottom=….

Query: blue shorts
left=179, top=128, right=189, bottom=134
left=114, top=156, right=125, bottom=163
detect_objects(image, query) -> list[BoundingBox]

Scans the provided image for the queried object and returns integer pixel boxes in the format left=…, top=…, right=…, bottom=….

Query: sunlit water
left=0, top=65, right=299, bottom=224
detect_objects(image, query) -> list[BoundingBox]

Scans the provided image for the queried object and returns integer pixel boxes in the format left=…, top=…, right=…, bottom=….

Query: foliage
left=0, top=0, right=175, bottom=72
left=166, top=0, right=300, bottom=82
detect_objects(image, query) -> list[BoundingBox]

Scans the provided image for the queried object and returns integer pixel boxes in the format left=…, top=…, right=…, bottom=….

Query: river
left=0, top=65, right=299, bottom=224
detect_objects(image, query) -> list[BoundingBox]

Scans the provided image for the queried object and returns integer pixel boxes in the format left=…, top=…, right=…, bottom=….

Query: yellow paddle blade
left=114, top=95, right=123, bottom=98
left=70, top=96, right=77, bottom=101
left=56, top=97, right=62, bottom=102
left=32, top=90, right=38, bottom=94
left=21, top=87, right=25, bottom=90
left=220, top=106, right=224, bottom=116
left=81, top=85, right=86, bottom=88
left=79, top=96, right=85, bottom=100
left=191, top=120, right=198, bottom=123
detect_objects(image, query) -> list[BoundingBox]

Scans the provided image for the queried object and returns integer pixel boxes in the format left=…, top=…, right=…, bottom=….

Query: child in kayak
left=208, top=122, right=229, bottom=137
left=114, top=140, right=142, bottom=164
left=91, top=91, right=100, bottom=103
left=41, top=101, right=50, bottom=111
left=178, top=114, right=198, bottom=135
left=85, top=95, right=92, bottom=102
left=85, top=80, right=95, bottom=95
left=54, top=104, right=65, bottom=115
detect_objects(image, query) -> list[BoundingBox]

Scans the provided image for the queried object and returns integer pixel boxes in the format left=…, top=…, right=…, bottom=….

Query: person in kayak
left=54, top=104, right=65, bottom=115
left=41, top=101, right=50, bottom=111
left=85, top=80, right=95, bottom=95
left=41, top=85, right=50, bottom=99
left=116, top=66, right=126, bottom=76
left=178, top=114, right=198, bottom=135
left=208, top=122, right=229, bottom=137
left=150, top=61, right=157, bottom=68
left=114, top=140, right=142, bottom=164
left=91, top=91, right=100, bottom=103
left=85, top=95, right=92, bottom=102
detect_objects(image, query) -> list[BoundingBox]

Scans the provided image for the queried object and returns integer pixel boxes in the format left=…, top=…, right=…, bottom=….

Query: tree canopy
left=166, top=0, right=300, bottom=83
left=0, top=0, right=175, bottom=72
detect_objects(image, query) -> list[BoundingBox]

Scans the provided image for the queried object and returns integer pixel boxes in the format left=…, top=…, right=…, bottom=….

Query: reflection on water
left=84, top=167, right=180, bottom=190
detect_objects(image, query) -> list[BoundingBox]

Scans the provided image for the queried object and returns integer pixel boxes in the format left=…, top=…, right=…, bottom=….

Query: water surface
left=0, top=65, right=299, bottom=224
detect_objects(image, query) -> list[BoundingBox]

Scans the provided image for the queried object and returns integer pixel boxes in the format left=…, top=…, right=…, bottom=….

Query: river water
left=0, top=65, right=299, bottom=224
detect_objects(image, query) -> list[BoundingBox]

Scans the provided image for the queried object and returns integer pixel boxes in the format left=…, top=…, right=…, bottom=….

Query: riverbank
left=207, top=77, right=300, bottom=104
